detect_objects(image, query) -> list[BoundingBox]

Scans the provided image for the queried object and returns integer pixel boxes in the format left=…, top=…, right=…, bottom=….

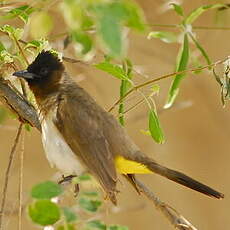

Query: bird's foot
left=58, top=174, right=79, bottom=197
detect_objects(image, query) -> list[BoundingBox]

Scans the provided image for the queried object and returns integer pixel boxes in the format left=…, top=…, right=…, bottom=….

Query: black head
left=13, top=51, right=64, bottom=82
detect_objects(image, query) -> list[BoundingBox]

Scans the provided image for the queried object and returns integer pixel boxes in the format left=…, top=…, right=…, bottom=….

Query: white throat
left=41, top=112, right=85, bottom=175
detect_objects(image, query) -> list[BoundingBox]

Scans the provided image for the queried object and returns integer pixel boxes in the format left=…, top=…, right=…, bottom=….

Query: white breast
left=41, top=113, right=85, bottom=175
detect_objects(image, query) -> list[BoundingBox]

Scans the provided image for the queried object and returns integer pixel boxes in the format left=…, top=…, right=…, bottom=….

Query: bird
left=13, top=51, right=224, bottom=204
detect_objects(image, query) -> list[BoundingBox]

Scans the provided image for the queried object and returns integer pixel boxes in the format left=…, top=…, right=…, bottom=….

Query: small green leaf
left=108, top=225, right=129, bottom=230
left=188, top=32, right=211, bottom=65
left=170, top=3, right=184, bottom=16
left=62, top=207, right=78, bottom=223
left=57, top=224, right=75, bottom=230
left=0, top=25, right=23, bottom=40
left=151, top=84, right=160, bottom=94
left=28, top=200, right=60, bottom=226
left=148, top=31, right=177, bottom=43
left=91, top=1, right=145, bottom=56
left=29, top=12, right=53, bottom=38
left=0, top=42, right=5, bottom=52
left=31, top=181, right=63, bottom=199
left=184, top=4, right=226, bottom=25
left=71, top=30, right=93, bottom=54
left=123, top=1, right=146, bottom=31
left=95, top=62, right=129, bottom=80
left=24, top=123, right=32, bottom=132
left=77, top=173, right=92, bottom=182
left=0, top=50, right=14, bottom=63
left=87, top=220, right=106, bottom=230
left=165, top=33, right=189, bottom=108
left=79, top=197, right=102, bottom=213
left=2, top=5, right=34, bottom=23
left=25, top=39, right=49, bottom=52
left=149, top=110, right=165, bottom=144
left=140, top=129, right=151, bottom=136
left=82, top=191, right=99, bottom=197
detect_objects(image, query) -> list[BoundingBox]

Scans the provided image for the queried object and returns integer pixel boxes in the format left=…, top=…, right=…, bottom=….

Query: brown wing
left=54, top=83, right=117, bottom=203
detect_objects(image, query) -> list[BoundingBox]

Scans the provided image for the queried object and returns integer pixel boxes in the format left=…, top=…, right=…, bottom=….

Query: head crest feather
left=27, top=50, right=64, bottom=73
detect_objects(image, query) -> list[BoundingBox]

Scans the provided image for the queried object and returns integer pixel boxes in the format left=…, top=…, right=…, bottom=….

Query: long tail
left=130, top=154, right=224, bottom=199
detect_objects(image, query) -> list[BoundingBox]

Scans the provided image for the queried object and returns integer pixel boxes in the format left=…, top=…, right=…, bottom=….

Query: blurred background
left=1, top=0, right=230, bottom=229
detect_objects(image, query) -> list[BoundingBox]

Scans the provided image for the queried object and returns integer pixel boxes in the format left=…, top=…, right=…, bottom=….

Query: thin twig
left=134, top=178, right=198, bottom=230
left=150, top=23, right=230, bottom=31
left=12, top=35, right=29, bottom=66
left=18, top=130, right=25, bottom=230
left=108, top=57, right=229, bottom=112
left=0, top=123, right=23, bottom=230
left=122, top=97, right=145, bottom=115
left=12, top=35, right=29, bottom=99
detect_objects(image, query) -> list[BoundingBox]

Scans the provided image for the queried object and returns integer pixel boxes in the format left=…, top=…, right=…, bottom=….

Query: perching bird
left=13, top=51, right=224, bottom=204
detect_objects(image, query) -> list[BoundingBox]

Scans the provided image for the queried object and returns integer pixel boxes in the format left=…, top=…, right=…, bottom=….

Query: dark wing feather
left=54, top=83, right=117, bottom=203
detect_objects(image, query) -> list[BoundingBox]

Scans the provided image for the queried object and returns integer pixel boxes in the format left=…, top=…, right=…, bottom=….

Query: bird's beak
left=13, top=70, right=37, bottom=79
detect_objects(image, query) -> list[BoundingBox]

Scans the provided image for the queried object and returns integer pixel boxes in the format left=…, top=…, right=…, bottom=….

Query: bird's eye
left=40, top=67, right=48, bottom=76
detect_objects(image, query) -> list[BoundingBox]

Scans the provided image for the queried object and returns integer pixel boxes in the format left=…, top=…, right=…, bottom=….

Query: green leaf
left=82, top=15, right=94, bottom=31
left=62, top=207, right=78, bottom=223
left=86, top=220, right=106, bottom=230
left=91, top=2, right=127, bottom=57
left=0, top=25, right=23, bottom=40
left=184, top=4, right=226, bottom=25
left=0, top=42, right=5, bottom=52
left=188, top=32, right=211, bottom=65
left=148, top=31, right=177, bottom=43
left=0, top=50, right=14, bottom=63
left=1, top=5, right=34, bottom=23
left=28, top=200, right=60, bottom=226
left=57, top=224, right=75, bottom=230
left=165, top=33, right=189, bottom=108
left=31, top=181, right=63, bottom=199
left=29, top=12, right=53, bottom=38
left=77, top=173, right=92, bottom=182
left=170, top=3, right=184, bottom=16
left=140, top=129, right=151, bottom=136
left=95, top=62, right=128, bottom=80
left=71, top=30, right=93, bottom=54
left=151, top=84, right=160, bottom=94
left=99, top=14, right=122, bottom=57
left=24, top=123, right=32, bottom=132
left=123, top=1, right=146, bottom=31
left=25, top=39, right=49, bottom=52
left=148, top=110, right=165, bottom=144
left=79, top=197, right=102, bottom=213
left=108, top=225, right=129, bottom=230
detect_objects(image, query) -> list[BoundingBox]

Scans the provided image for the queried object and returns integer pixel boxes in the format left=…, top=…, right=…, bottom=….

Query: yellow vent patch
left=115, top=156, right=152, bottom=174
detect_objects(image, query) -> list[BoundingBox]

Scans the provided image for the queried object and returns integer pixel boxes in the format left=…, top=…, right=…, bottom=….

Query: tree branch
left=0, top=78, right=41, bottom=131
left=134, top=178, right=197, bottom=230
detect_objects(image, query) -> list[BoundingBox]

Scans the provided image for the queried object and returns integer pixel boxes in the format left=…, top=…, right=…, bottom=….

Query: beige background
left=1, top=0, right=230, bottom=229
